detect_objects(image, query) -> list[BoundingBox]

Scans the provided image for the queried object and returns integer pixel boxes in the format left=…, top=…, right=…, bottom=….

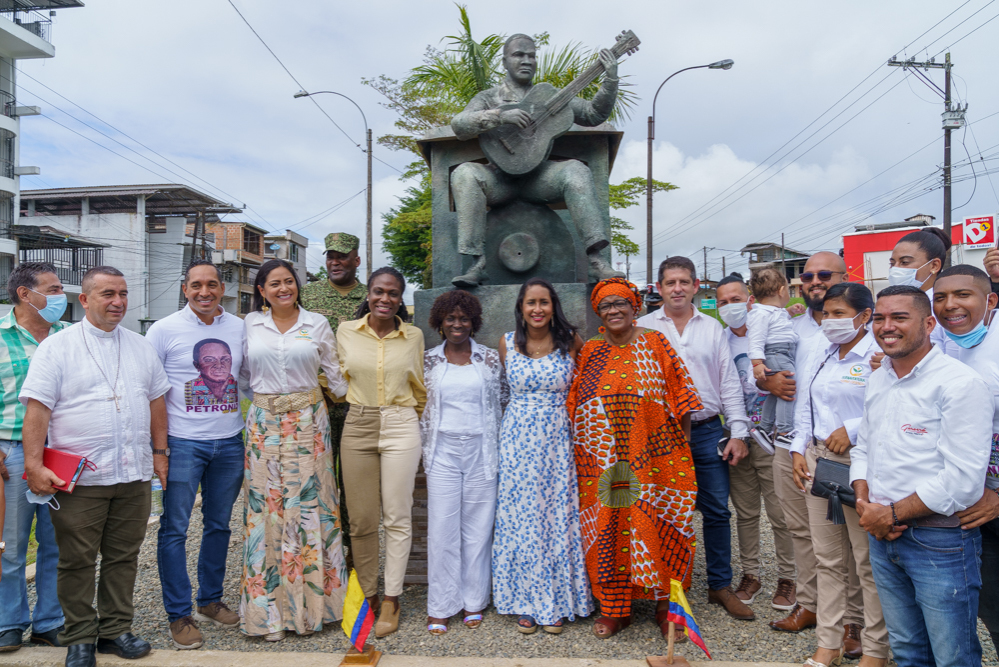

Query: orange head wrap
left=590, top=277, right=641, bottom=314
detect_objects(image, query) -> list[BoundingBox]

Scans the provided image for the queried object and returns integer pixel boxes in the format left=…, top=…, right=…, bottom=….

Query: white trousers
left=426, top=431, right=497, bottom=618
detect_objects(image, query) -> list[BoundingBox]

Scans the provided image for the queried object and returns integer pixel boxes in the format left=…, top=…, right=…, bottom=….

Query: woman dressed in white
left=422, top=290, right=505, bottom=634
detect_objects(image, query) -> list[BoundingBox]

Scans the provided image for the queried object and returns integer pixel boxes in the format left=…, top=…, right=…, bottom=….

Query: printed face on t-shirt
left=195, top=342, right=233, bottom=385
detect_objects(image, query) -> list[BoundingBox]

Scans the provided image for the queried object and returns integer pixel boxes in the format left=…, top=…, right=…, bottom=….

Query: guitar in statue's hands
left=479, top=30, right=640, bottom=176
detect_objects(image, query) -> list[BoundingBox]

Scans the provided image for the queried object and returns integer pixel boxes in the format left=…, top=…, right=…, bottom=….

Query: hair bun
left=923, top=226, right=952, bottom=252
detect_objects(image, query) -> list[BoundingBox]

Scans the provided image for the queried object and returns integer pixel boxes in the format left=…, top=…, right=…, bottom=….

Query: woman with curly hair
left=421, top=290, right=505, bottom=635
left=567, top=277, right=703, bottom=642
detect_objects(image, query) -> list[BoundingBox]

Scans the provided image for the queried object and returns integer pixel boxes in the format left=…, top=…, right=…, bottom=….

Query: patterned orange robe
left=566, top=329, right=702, bottom=618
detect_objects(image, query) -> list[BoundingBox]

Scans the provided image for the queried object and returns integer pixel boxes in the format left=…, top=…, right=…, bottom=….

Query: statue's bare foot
left=589, top=253, right=625, bottom=282
left=452, top=256, right=488, bottom=288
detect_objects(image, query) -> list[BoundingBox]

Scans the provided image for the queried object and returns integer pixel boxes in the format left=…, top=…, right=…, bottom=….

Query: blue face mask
left=28, top=289, right=67, bottom=324
left=944, top=321, right=989, bottom=349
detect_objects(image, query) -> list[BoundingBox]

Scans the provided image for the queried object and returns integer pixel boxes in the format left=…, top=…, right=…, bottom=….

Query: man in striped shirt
left=0, top=262, right=68, bottom=652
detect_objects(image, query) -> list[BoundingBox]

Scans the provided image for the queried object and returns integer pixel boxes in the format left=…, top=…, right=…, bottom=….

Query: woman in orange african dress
left=567, top=277, right=702, bottom=641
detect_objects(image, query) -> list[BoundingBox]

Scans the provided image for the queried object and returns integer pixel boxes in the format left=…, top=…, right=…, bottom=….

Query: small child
left=747, top=268, right=798, bottom=449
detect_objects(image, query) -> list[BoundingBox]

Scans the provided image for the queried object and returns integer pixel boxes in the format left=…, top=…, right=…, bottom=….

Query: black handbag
left=807, top=352, right=857, bottom=526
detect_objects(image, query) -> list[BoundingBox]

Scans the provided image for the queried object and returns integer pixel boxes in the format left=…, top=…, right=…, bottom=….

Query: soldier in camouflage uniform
left=301, top=232, right=366, bottom=554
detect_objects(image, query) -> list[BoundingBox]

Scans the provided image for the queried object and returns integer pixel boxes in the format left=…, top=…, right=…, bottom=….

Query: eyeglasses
left=597, top=299, right=633, bottom=314
left=799, top=270, right=845, bottom=283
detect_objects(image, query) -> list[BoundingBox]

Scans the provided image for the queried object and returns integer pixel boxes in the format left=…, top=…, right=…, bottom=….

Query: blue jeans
left=868, top=526, right=982, bottom=667
left=156, top=434, right=244, bottom=622
left=689, top=417, right=732, bottom=590
left=0, top=440, right=63, bottom=633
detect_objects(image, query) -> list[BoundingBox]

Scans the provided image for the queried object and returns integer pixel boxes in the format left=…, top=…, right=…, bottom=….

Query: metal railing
left=0, top=91, right=14, bottom=118
left=8, top=11, right=50, bottom=42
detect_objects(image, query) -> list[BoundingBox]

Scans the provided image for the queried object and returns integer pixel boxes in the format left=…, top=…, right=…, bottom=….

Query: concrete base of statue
left=413, top=282, right=600, bottom=351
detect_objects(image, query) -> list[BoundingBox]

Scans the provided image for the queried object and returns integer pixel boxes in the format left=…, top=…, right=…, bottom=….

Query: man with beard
left=301, top=232, right=366, bottom=555
left=853, top=284, right=992, bottom=667
left=763, top=252, right=865, bottom=660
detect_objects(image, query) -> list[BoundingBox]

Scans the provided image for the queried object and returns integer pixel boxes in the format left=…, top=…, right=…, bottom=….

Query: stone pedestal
left=413, top=282, right=602, bottom=350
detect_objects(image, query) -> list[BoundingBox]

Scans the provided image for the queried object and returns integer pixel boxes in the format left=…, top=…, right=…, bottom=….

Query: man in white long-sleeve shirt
left=637, top=256, right=753, bottom=621
left=852, top=284, right=993, bottom=667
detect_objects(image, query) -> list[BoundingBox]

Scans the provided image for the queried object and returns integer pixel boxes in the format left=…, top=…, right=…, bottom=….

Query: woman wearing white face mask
left=788, top=283, right=888, bottom=667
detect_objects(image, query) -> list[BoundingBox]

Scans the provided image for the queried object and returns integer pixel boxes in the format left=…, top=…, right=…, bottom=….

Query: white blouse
left=439, top=363, right=485, bottom=435
left=240, top=308, right=347, bottom=398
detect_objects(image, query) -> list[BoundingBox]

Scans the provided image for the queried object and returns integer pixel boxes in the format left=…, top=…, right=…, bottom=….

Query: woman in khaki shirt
left=337, top=267, right=426, bottom=638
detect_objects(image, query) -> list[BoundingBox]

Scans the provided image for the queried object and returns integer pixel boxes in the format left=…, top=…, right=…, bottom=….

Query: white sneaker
left=750, top=428, right=775, bottom=455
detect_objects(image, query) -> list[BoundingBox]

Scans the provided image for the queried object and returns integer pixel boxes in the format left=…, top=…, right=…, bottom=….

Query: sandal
left=517, top=615, right=538, bottom=634
left=654, top=607, right=687, bottom=644
left=427, top=616, right=449, bottom=636
left=592, top=615, right=631, bottom=639
left=543, top=618, right=564, bottom=635
left=462, top=611, right=484, bottom=629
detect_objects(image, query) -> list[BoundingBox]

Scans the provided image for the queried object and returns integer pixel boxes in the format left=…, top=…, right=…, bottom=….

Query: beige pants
left=730, top=442, right=796, bottom=579
left=804, top=443, right=889, bottom=658
left=773, top=448, right=818, bottom=611
left=341, top=405, right=423, bottom=597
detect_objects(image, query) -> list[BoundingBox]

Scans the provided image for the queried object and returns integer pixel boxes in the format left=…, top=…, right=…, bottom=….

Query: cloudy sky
left=15, top=0, right=999, bottom=285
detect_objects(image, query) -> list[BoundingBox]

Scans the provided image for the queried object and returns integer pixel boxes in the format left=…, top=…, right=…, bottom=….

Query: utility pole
left=646, top=115, right=654, bottom=284
left=888, top=53, right=966, bottom=248
left=722, top=256, right=726, bottom=277
left=703, top=246, right=708, bottom=281
left=366, top=128, right=373, bottom=281
left=781, top=233, right=786, bottom=280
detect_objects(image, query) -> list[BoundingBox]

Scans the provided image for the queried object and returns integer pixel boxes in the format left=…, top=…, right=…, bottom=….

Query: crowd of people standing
left=0, top=227, right=996, bottom=667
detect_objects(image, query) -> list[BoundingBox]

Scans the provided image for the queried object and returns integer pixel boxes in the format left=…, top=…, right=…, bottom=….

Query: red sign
left=963, top=215, right=996, bottom=249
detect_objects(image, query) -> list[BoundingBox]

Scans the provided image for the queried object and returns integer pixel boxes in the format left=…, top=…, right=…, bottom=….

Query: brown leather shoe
left=769, top=603, right=817, bottom=632
left=734, top=574, right=762, bottom=604
left=707, top=586, right=755, bottom=620
left=843, top=623, right=863, bottom=659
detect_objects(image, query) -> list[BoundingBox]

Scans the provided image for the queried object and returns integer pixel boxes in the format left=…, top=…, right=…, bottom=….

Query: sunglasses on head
left=799, top=270, right=845, bottom=283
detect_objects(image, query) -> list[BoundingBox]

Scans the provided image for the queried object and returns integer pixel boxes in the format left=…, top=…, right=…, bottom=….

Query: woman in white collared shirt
left=789, top=282, right=888, bottom=667
left=421, top=290, right=504, bottom=635
left=238, top=259, right=349, bottom=642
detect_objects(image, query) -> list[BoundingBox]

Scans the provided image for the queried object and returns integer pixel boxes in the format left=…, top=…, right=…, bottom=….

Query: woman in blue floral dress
left=493, top=278, right=592, bottom=634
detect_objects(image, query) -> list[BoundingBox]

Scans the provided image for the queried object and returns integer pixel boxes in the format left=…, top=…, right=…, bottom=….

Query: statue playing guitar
left=450, top=31, right=640, bottom=288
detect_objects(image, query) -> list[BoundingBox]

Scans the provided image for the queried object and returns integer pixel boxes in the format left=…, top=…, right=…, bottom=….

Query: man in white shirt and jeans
left=145, top=260, right=246, bottom=650
left=21, top=267, right=171, bottom=667
left=637, top=256, right=752, bottom=620
left=853, top=284, right=993, bottom=667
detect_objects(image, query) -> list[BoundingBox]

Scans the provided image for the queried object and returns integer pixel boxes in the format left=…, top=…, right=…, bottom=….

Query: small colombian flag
left=668, top=579, right=711, bottom=659
left=341, top=569, right=374, bottom=652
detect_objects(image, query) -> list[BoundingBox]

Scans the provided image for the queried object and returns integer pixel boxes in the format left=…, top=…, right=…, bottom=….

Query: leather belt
left=910, top=513, right=961, bottom=528
left=691, top=415, right=720, bottom=427
left=252, top=386, right=323, bottom=414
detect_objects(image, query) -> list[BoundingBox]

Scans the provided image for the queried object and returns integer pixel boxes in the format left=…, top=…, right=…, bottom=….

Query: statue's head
left=502, top=34, right=536, bottom=85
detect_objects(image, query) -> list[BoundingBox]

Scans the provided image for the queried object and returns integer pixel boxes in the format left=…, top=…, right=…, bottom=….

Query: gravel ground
left=20, top=497, right=999, bottom=664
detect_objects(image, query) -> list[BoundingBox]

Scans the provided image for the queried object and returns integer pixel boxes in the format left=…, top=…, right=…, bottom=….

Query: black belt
left=909, top=513, right=961, bottom=528
left=691, top=415, right=720, bottom=427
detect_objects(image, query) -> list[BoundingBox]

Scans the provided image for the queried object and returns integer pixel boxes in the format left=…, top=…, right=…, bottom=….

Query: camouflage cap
left=324, top=232, right=360, bottom=254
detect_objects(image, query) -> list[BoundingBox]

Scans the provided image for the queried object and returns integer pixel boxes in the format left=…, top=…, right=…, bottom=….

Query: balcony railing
left=0, top=91, right=14, bottom=118
left=8, top=10, right=50, bottom=42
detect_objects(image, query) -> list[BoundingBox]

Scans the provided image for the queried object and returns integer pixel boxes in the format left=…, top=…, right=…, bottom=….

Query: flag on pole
left=341, top=569, right=374, bottom=652
left=668, top=578, right=711, bottom=658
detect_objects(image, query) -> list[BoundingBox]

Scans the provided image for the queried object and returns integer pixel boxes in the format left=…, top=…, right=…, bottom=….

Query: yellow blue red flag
left=668, top=579, right=710, bottom=658
left=341, top=569, right=374, bottom=652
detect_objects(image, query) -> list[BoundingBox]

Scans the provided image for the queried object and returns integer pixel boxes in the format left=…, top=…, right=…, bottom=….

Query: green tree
left=607, top=177, right=676, bottom=277
left=369, top=4, right=638, bottom=285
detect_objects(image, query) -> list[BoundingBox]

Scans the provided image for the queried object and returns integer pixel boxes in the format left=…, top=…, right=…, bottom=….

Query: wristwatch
left=152, top=448, right=170, bottom=457
left=0, top=541, right=6, bottom=553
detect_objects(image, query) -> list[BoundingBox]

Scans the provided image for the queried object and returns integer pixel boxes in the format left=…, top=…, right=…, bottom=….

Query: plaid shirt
left=0, top=310, right=68, bottom=441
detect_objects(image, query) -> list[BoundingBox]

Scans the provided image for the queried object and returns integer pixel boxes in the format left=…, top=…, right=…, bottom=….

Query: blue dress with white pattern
left=491, top=332, right=593, bottom=625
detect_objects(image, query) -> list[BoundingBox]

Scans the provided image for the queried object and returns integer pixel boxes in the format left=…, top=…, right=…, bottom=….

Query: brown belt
left=910, top=513, right=961, bottom=528
left=252, top=386, right=323, bottom=414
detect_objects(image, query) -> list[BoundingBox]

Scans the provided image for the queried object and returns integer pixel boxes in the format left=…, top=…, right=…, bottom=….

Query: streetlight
left=294, top=89, right=373, bottom=281
left=646, top=59, right=733, bottom=286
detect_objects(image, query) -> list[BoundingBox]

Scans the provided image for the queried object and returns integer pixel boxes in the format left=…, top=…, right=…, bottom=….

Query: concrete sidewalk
left=0, top=647, right=799, bottom=667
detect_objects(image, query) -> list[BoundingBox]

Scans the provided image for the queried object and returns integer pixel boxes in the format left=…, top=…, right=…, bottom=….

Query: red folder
left=21, top=448, right=93, bottom=493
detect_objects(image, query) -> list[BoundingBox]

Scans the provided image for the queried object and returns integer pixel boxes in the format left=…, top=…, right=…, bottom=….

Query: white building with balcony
left=264, top=229, right=308, bottom=285
left=0, top=0, right=84, bottom=304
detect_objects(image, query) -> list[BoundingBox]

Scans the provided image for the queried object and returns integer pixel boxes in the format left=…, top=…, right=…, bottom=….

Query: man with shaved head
left=448, top=33, right=624, bottom=287
left=764, top=251, right=865, bottom=659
